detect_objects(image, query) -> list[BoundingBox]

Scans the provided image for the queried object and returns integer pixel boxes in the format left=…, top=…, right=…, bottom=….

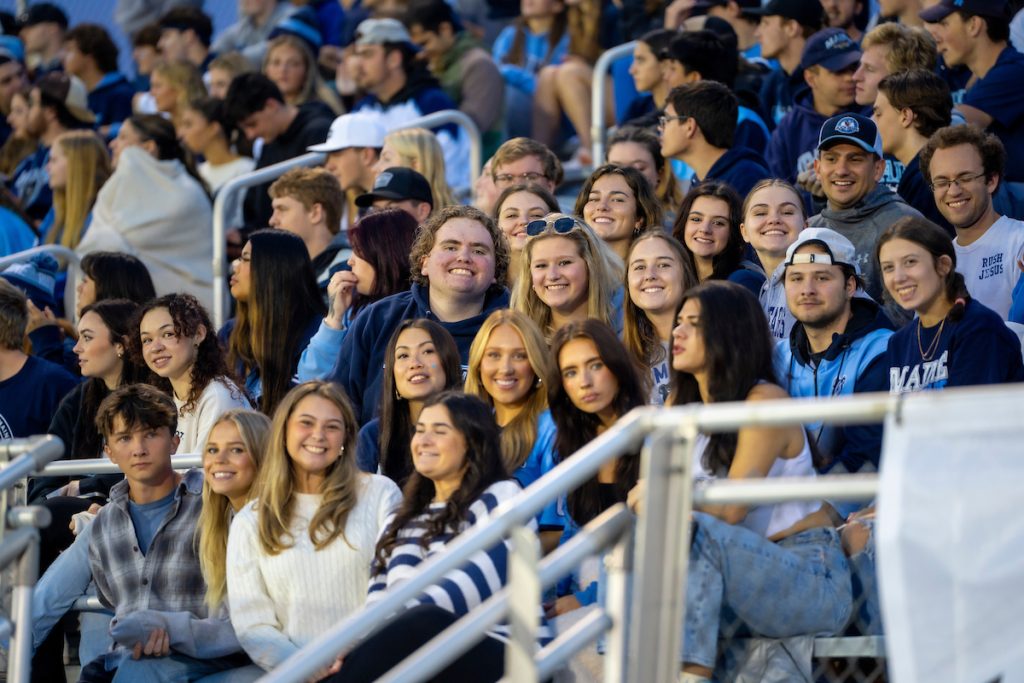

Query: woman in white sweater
left=132, top=293, right=250, bottom=454
left=226, top=381, right=401, bottom=674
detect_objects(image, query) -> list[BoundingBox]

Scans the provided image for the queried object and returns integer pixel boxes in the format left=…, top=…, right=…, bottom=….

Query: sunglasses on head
left=525, top=216, right=578, bottom=237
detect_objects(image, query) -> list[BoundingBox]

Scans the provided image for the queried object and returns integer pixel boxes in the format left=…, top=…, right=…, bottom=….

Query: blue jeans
left=79, top=652, right=250, bottom=683
left=848, top=521, right=882, bottom=636
left=682, top=513, right=853, bottom=669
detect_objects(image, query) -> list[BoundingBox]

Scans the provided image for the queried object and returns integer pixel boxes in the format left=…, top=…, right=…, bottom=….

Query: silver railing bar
left=0, top=436, right=65, bottom=492
left=695, top=475, right=878, bottom=505
left=535, top=608, right=613, bottom=680
left=72, top=596, right=112, bottom=614
left=374, top=505, right=632, bottom=683
left=591, top=41, right=637, bottom=165
left=211, top=151, right=325, bottom=328
left=395, top=110, right=482, bottom=178
left=0, top=245, right=80, bottom=270
left=2, top=526, right=40, bottom=683
left=39, top=454, right=203, bottom=476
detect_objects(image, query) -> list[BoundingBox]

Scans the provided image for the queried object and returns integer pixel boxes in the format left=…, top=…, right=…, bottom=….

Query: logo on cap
left=824, top=34, right=853, bottom=50
left=835, top=117, right=860, bottom=134
left=374, top=172, right=393, bottom=189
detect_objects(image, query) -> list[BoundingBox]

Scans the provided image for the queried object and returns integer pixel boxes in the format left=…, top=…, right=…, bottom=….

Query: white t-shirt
left=954, top=216, right=1024, bottom=320
left=173, top=378, right=250, bottom=455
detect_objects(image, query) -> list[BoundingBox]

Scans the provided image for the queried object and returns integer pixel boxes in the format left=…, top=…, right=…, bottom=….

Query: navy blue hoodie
left=87, top=72, right=135, bottom=129
left=697, top=146, right=770, bottom=199
left=766, top=92, right=867, bottom=185
left=329, top=283, right=511, bottom=425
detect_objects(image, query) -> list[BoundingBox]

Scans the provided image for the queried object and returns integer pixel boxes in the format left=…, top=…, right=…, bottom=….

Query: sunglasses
left=525, top=216, right=579, bottom=237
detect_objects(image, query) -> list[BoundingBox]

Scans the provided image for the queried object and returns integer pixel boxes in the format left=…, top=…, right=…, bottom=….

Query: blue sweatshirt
left=767, top=92, right=867, bottom=185
left=88, top=72, right=135, bottom=129
left=774, top=297, right=894, bottom=474
left=329, top=283, right=511, bottom=425
left=885, top=299, right=1024, bottom=394
left=697, top=146, right=770, bottom=199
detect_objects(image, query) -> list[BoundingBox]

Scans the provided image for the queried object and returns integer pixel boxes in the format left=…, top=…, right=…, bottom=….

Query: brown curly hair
left=408, top=204, right=510, bottom=294
left=129, top=293, right=243, bottom=414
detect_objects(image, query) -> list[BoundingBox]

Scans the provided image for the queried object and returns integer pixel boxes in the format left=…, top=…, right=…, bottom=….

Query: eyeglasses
left=658, top=115, right=689, bottom=130
left=494, top=171, right=547, bottom=186
left=929, top=171, right=987, bottom=192
left=525, top=216, right=579, bottom=237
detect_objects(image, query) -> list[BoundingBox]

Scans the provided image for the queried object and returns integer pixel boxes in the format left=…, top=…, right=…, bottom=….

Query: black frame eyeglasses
left=658, top=114, right=689, bottom=129
left=525, top=216, right=578, bottom=237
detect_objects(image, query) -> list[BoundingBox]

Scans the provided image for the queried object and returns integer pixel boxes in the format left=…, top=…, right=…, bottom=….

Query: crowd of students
left=2, top=0, right=1024, bottom=680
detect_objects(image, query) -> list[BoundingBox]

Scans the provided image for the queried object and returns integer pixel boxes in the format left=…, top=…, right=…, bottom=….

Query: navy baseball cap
left=356, top=167, right=434, bottom=207
left=800, top=28, right=861, bottom=72
left=920, top=0, right=1008, bottom=22
left=16, top=3, right=67, bottom=30
left=817, top=113, right=883, bottom=156
left=745, top=0, right=825, bottom=29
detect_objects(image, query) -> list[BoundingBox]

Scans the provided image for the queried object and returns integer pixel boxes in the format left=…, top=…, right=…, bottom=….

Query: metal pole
left=629, top=421, right=697, bottom=682
left=0, top=245, right=80, bottom=270
left=590, top=42, right=637, bottom=165
left=393, top=110, right=483, bottom=177
left=39, top=454, right=202, bottom=477
left=6, top=527, right=40, bottom=683
left=0, top=436, right=66, bottom=493
left=602, top=521, right=633, bottom=683
left=504, top=526, right=540, bottom=682
left=535, top=608, right=613, bottom=680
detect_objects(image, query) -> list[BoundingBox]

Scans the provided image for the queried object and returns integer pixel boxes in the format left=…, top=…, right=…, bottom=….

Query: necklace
left=916, top=316, right=947, bottom=361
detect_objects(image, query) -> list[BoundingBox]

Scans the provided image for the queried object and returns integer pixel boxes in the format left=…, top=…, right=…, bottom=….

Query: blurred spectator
left=212, top=0, right=299, bottom=67
left=355, top=166, right=434, bottom=222
left=822, top=0, right=864, bottom=41
left=620, top=29, right=674, bottom=129
left=491, top=0, right=569, bottom=139
left=206, top=52, right=256, bottom=100
left=309, top=112, right=385, bottom=231
left=10, top=73, right=95, bottom=223
left=0, top=86, right=38, bottom=179
left=63, top=24, right=135, bottom=133
left=0, top=53, right=27, bottom=146
left=76, top=115, right=214, bottom=312
left=405, top=0, right=505, bottom=158
left=41, top=130, right=111, bottom=250
left=225, top=72, right=333, bottom=234
left=852, top=23, right=937, bottom=108
left=0, top=278, right=78, bottom=439
left=703, top=0, right=772, bottom=63
left=130, top=22, right=161, bottom=92
left=157, top=7, right=215, bottom=72
left=608, top=126, right=683, bottom=225
left=750, top=0, right=825, bottom=125
left=372, top=127, right=456, bottom=208
left=115, top=0, right=202, bottom=40
left=262, top=35, right=344, bottom=115
left=149, top=59, right=206, bottom=129
left=17, top=2, right=67, bottom=80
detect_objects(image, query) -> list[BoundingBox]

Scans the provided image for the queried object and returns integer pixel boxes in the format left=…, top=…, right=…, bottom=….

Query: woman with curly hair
left=321, top=391, right=549, bottom=683
left=226, top=381, right=401, bottom=674
left=133, top=293, right=250, bottom=453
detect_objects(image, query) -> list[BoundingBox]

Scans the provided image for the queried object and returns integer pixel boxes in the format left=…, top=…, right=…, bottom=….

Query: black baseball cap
left=693, top=0, right=761, bottom=13
left=17, top=3, right=68, bottom=31
left=920, top=0, right=1008, bottom=22
left=746, top=0, right=825, bottom=29
left=355, top=167, right=434, bottom=207
left=800, top=28, right=861, bottom=72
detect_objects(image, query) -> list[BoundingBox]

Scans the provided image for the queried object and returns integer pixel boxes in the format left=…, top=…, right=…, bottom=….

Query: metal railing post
left=602, top=519, right=633, bottom=683
left=0, top=245, right=80, bottom=271
left=591, top=42, right=637, bottom=165
left=393, top=110, right=482, bottom=178
left=505, top=526, right=540, bottom=682
left=628, top=421, right=697, bottom=682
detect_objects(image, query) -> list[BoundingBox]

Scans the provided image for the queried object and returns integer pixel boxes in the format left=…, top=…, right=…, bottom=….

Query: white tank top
left=691, top=431, right=820, bottom=538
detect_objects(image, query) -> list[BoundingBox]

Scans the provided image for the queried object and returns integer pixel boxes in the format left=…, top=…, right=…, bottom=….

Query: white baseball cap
left=784, top=227, right=860, bottom=274
left=308, top=113, right=386, bottom=153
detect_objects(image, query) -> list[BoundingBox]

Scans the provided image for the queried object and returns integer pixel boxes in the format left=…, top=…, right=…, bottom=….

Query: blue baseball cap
left=817, top=113, right=883, bottom=156
left=920, top=0, right=1008, bottom=22
left=800, top=28, right=861, bottom=72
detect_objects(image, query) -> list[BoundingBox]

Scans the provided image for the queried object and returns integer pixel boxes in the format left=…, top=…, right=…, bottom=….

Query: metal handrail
left=0, top=245, right=80, bottom=271
left=210, top=109, right=483, bottom=329
left=264, top=390, right=900, bottom=682
left=37, top=454, right=202, bottom=477
left=591, top=41, right=638, bottom=165
left=0, top=436, right=65, bottom=493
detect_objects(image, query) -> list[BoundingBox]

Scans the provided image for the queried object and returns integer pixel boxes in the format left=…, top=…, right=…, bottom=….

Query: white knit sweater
left=226, top=474, right=402, bottom=671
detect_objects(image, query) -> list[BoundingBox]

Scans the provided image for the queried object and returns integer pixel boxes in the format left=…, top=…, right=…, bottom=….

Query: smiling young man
left=921, top=0, right=1024, bottom=182
left=329, top=205, right=511, bottom=424
left=920, top=125, right=1024, bottom=321
left=807, top=112, right=923, bottom=307
left=774, top=229, right=892, bottom=496
left=73, top=384, right=246, bottom=682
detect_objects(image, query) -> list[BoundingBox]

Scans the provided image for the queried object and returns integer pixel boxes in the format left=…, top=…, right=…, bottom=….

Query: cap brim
left=355, top=190, right=404, bottom=207
left=919, top=3, right=955, bottom=21
left=816, top=50, right=862, bottom=72
left=818, top=135, right=877, bottom=154
left=308, top=141, right=346, bottom=152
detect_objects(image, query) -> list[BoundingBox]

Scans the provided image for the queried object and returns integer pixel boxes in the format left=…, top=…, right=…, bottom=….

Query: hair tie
left=954, top=297, right=967, bottom=307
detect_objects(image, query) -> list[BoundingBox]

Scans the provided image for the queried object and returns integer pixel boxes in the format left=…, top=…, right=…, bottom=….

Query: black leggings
left=326, top=604, right=506, bottom=683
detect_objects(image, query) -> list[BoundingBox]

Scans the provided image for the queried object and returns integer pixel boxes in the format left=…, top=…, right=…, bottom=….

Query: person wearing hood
left=807, top=112, right=924, bottom=317
left=766, top=28, right=866, bottom=187
left=773, top=228, right=893, bottom=515
left=328, top=205, right=511, bottom=426
left=660, top=82, right=769, bottom=199
left=349, top=18, right=470, bottom=193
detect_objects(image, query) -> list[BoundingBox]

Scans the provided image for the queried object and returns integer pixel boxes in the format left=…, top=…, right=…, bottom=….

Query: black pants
left=326, top=604, right=507, bottom=683
left=32, top=496, right=96, bottom=683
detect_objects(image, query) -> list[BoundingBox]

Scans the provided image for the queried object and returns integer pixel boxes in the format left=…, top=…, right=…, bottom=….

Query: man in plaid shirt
left=77, top=384, right=247, bottom=682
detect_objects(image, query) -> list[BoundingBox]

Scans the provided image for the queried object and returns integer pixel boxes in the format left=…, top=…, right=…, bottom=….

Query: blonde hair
left=152, top=59, right=206, bottom=125
left=263, top=35, right=344, bottom=115
left=382, top=127, right=456, bottom=208
left=47, top=130, right=111, bottom=249
left=197, top=409, right=271, bottom=610
left=465, top=310, right=554, bottom=472
left=510, top=213, right=623, bottom=337
left=255, top=381, right=362, bottom=555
